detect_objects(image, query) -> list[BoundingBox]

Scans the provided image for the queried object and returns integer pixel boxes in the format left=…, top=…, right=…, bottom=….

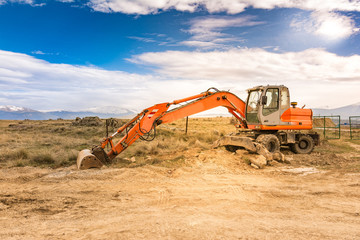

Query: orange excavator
left=77, top=85, right=319, bottom=169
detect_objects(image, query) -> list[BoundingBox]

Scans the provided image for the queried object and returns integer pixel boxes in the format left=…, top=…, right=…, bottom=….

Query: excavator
left=77, top=85, right=320, bottom=169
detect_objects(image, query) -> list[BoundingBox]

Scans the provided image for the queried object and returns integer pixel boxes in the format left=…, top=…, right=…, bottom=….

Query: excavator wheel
left=290, top=134, right=314, bottom=154
left=256, top=134, right=280, bottom=153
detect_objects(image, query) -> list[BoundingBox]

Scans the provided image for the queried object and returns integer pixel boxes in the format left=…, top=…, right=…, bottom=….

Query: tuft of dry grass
left=315, top=140, right=356, bottom=154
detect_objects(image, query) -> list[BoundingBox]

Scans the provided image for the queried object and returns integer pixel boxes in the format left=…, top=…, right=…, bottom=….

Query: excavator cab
left=245, top=85, right=310, bottom=130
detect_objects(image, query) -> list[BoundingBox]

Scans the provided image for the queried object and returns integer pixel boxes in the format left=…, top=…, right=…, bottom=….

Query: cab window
left=280, top=87, right=290, bottom=110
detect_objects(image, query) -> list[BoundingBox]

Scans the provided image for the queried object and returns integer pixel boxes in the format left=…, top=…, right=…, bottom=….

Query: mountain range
left=0, top=102, right=359, bottom=120
left=0, top=105, right=137, bottom=120
left=312, top=102, right=360, bottom=119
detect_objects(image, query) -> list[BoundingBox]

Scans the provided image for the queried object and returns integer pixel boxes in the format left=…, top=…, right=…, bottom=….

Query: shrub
left=31, top=154, right=55, bottom=165
left=14, top=149, right=29, bottom=159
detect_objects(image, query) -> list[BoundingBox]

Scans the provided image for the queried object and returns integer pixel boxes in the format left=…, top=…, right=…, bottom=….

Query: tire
left=256, top=134, right=280, bottom=153
left=290, top=134, right=314, bottom=154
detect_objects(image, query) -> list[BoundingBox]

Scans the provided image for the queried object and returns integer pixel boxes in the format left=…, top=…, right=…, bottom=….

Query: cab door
left=259, top=87, right=281, bottom=125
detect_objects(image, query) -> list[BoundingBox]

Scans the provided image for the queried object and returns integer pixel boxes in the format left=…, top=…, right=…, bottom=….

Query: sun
left=316, top=18, right=350, bottom=40
left=313, top=11, right=359, bottom=40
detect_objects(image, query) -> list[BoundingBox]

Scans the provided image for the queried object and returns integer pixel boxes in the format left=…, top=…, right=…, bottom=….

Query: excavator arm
left=77, top=88, right=247, bottom=169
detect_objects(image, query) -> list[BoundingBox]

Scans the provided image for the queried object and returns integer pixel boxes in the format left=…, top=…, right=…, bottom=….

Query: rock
left=235, top=149, right=248, bottom=156
left=211, top=139, right=220, bottom=148
left=194, top=140, right=204, bottom=148
left=255, top=143, right=273, bottom=161
left=272, top=152, right=285, bottom=162
left=130, top=157, right=136, bottom=162
left=267, top=160, right=280, bottom=166
left=249, top=155, right=267, bottom=169
left=250, top=163, right=260, bottom=169
left=212, top=130, right=220, bottom=136
left=284, top=157, right=292, bottom=164
left=198, top=153, right=206, bottom=161
left=72, top=116, right=102, bottom=126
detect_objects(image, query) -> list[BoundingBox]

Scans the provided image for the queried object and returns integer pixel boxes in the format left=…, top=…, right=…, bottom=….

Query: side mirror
left=261, top=96, right=267, bottom=105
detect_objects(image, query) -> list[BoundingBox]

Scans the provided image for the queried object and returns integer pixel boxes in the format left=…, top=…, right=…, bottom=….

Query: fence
left=313, top=115, right=341, bottom=139
left=349, top=116, right=360, bottom=140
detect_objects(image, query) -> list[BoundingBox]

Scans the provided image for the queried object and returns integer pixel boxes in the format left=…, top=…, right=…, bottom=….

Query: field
left=1, top=118, right=360, bottom=239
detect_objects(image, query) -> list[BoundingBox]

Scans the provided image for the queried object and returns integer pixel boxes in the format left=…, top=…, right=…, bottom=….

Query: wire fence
left=349, top=116, right=360, bottom=140
left=313, top=115, right=341, bottom=139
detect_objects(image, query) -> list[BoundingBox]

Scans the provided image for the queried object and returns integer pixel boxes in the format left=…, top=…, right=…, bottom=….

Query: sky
left=1, top=0, right=360, bottom=112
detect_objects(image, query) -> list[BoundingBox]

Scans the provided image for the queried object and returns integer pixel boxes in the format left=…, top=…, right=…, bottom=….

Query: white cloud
left=3, top=0, right=360, bottom=15
left=186, top=16, right=262, bottom=41
left=128, top=36, right=156, bottom=43
left=1, top=49, right=360, bottom=111
left=312, top=11, right=360, bottom=39
left=0, top=0, right=33, bottom=4
left=129, top=48, right=360, bottom=108
left=0, top=50, right=229, bottom=112
left=180, top=40, right=221, bottom=49
left=31, top=50, right=45, bottom=55
left=0, top=0, right=47, bottom=6
left=86, top=0, right=360, bottom=14
left=291, top=11, right=360, bottom=40
left=130, top=48, right=360, bottom=82
left=87, top=0, right=198, bottom=14
left=179, top=16, right=263, bottom=49
left=0, top=50, right=157, bottom=110
left=0, top=0, right=72, bottom=6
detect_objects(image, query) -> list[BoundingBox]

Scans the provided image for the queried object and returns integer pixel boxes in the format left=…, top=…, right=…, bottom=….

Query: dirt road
left=1, top=154, right=360, bottom=240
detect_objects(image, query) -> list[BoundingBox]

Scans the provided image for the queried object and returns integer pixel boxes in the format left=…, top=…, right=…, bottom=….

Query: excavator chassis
left=215, top=130, right=320, bottom=156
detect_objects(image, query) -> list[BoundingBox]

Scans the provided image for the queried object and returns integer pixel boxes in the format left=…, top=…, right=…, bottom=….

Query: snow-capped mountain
left=86, top=106, right=139, bottom=115
left=0, top=105, right=136, bottom=120
left=0, top=105, right=38, bottom=113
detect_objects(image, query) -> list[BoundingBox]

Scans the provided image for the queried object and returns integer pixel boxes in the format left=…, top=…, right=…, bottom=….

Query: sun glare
left=312, top=12, right=359, bottom=41
left=316, top=19, right=349, bottom=40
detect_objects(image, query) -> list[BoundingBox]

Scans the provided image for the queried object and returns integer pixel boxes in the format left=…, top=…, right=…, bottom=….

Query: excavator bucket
left=77, top=146, right=111, bottom=170
left=213, top=135, right=257, bottom=152
left=77, top=149, right=103, bottom=170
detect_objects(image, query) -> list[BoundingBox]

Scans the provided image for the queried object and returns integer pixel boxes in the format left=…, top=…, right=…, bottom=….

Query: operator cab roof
left=246, top=85, right=286, bottom=92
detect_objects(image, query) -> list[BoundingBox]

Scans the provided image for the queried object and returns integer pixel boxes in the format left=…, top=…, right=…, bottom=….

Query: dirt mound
left=106, top=118, right=119, bottom=128
left=72, top=117, right=102, bottom=126
left=313, top=118, right=336, bottom=128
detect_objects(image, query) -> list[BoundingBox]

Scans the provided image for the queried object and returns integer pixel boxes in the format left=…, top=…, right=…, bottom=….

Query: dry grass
left=0, top=119, right=102, bottom=168
left=110, top=117, right=232, bottom=168
left=0, top=117, right=235, bottom=168
left=1, top=117, right=359, bottom=170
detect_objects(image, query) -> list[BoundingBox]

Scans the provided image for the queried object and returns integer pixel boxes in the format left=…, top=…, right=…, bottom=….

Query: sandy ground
left=1, top=148, right=360, bottom=240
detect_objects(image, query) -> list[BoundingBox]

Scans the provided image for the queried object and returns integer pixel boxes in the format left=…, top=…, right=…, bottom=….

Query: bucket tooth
left=77, top=149, right=103, bottom=170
